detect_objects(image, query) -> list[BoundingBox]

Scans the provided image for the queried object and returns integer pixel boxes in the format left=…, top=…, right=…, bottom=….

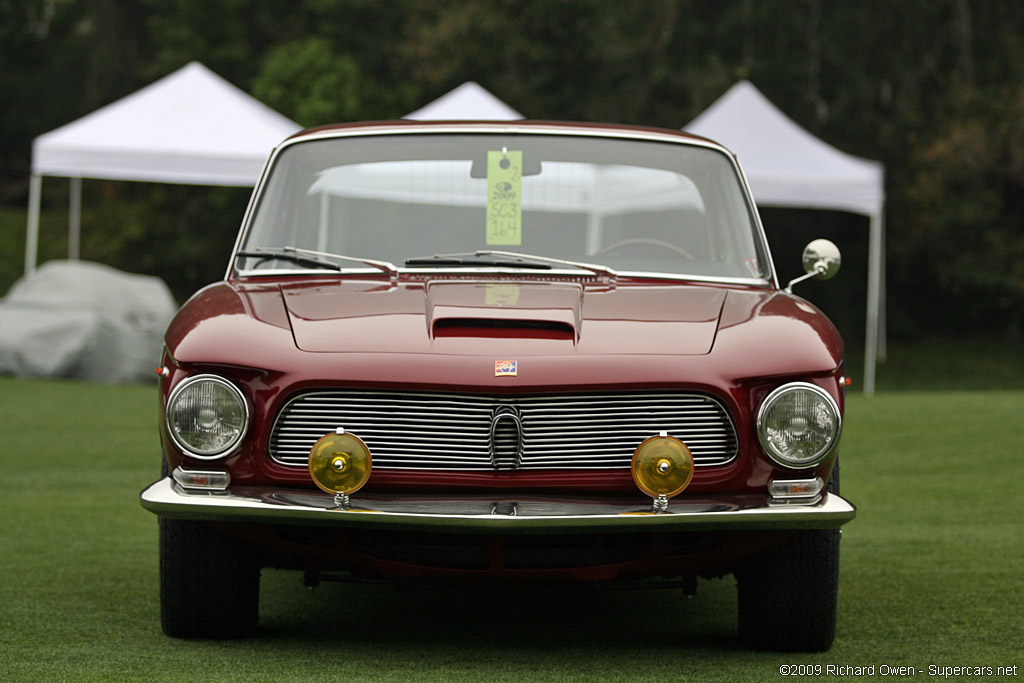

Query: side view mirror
left=785, top=239, right=841, bottom=293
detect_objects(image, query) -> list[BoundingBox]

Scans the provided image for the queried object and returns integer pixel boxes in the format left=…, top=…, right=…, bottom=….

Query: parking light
left=768, top=477, right=824, bottom=504
left=172, top=467, right=231, bottom=491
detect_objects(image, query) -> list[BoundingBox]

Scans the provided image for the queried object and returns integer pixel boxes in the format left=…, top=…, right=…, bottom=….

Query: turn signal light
left=631, top=434, right=694, bottom=512
left=768, top=477, right=824, bottom=504
left=171, top=467, right=230, bottom=491
left=309, top=429, right=372, bottom=508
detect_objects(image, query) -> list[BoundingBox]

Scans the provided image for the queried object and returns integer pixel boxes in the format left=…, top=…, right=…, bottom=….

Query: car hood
left=165, top=278, right=843, bottom=384
left=280, top=279, right=725, bottom=356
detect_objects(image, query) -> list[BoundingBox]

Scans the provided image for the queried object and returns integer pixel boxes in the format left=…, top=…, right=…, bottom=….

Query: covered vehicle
left=141, top=121, right=854, bottom=650
left=0, top=260, right=176, bottom=382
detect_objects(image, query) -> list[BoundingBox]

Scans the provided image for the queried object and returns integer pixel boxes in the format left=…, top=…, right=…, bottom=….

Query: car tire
left=159, top=517, right=260, bottom=638
left=734, top=464, right=841, bottom=651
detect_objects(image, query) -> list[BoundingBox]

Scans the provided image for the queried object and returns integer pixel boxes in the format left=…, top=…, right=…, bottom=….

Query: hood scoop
left=427, top=281, right=582, bottom=342
left=433, top=317, right=576, bottom=340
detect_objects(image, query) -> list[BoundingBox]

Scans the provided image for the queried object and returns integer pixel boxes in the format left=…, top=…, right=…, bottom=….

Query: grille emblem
left=489, top=405, right=524, bottom=470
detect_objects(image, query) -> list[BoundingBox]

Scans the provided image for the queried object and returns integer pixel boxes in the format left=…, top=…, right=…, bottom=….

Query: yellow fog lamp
left=308, top=429, right=372, bottom=509
left=631, top=433, right=694, bottom=513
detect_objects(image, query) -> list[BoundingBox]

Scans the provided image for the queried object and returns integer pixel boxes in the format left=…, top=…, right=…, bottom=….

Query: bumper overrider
left=140, top=476, right=855, bottom=534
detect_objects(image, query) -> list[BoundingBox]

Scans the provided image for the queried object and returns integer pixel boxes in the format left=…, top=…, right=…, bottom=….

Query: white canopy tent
left=686, top=81, right=886, bottom=395
left=404, top=81, right=524, bottom=121
left=24, top=61, right=301, bottom=275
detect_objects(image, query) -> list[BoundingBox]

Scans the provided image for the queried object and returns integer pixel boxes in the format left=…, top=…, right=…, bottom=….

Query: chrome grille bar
left=269, top=391, right=738, bottom=470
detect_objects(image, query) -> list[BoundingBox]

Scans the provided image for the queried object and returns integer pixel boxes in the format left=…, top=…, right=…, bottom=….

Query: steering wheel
left=594, top=238, right=695, bottom=260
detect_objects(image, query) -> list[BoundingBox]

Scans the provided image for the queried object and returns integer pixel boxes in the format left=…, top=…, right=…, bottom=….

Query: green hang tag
left=486, top=150, right=522, bottom=245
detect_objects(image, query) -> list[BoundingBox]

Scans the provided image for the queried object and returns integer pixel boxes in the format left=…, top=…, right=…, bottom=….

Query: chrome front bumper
left=140, top=477, right=855, bottom=533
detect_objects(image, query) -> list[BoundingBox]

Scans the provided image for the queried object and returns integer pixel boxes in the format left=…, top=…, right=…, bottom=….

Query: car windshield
left=238, top=132, right=770, bottom=281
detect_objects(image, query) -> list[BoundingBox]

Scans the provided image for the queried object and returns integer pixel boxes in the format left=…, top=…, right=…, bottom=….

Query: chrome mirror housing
left=803, top=239, right=841, bottom=281
left=786, top=239, right=841, bottom=292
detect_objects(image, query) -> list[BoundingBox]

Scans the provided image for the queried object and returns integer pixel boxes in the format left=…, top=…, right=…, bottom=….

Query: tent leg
left=25, top=173, right=42, bottom=277
left=863, top=209, right=884, bottom=396
left=878, top=213, right=887, bottom=363
left=69, top=177, right=82, bottom=260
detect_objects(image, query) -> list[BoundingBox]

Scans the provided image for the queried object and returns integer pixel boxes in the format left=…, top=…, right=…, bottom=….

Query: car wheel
left=734, top=464, right=841, bottom=651
left=159, top=517, right=260, bottom=638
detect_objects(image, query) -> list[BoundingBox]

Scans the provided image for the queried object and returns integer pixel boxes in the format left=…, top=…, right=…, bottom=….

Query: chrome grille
left=269, top=391, right=738, bottom=470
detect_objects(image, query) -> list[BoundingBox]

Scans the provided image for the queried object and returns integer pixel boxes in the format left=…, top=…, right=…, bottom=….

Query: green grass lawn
left=1, top=377, right=1022, bottom=681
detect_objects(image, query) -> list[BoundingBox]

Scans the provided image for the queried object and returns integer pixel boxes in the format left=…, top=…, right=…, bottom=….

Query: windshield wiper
left=237, top=247, right=341, bottom=271
left=475, top=250, right=617, bottom=280
left=404, top=252, right=552, bottom=270
left=237, top=246, right=398, bottom=281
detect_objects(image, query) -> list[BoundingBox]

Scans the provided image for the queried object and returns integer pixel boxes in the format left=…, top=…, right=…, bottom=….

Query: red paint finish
left=161, top=273, right=843, bottom=494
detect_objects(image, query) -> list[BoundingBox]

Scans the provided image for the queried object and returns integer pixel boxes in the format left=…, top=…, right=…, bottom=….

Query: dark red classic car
left=141, top=120, right=854, bottom=650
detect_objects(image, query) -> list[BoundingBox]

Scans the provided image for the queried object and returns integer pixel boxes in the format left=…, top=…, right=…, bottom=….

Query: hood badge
left=494, top=360, right=518, bottom=377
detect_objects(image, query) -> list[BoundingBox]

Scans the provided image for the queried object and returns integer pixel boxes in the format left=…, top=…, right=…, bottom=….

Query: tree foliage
left=252, top=38, right=362, bottom=126
left=2, top=0, right=1022, bottom=340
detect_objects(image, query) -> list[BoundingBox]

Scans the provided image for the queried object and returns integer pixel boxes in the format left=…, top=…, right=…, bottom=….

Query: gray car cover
left=0, top=261, right=178, bottom=382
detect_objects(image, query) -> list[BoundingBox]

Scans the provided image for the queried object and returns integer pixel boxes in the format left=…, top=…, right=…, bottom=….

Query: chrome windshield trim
left=141, top=478, right=855, bottom=533
left=278, top=121, right=737, bottom=152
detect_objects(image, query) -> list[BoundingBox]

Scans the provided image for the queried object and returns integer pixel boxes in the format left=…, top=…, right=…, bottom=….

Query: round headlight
left=757, top=382, right=841, bottom=469
left=166, top=375, right=248, bottom=459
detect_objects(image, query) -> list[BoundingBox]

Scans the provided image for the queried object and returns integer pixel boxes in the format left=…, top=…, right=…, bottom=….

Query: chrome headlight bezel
left=165, top=374, right=249, bottom=460
left=756, top=381, right=841, bottom=469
